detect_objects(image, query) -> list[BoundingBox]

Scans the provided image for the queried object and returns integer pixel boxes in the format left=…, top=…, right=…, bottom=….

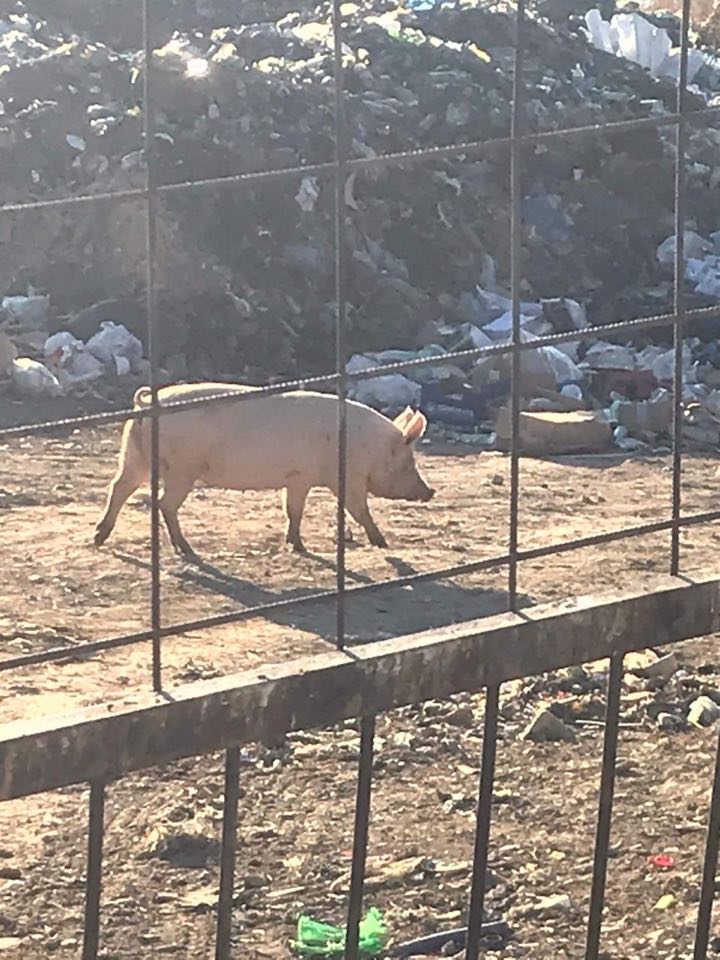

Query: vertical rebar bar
left=466, top=684, right=500, bottom=960
left=671, top=0, right=691, bottom=577
left=508, top=0, right=525, bottom=611
left=585, top=652, right=623, bottom=960
left=82, top=781, right=105, bottom=960
left=693, top=728, right=720, bottom=958
left=344, top=715, right=375, bottom=960
left=332, top=0, right=349, bottom=650
left=142, top=0, right=162, bottom=691
left=216, top=746, right=241, bottom=960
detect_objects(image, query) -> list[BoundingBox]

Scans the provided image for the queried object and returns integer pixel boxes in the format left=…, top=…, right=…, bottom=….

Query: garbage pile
left=0, top=293, right=147, bottom=398
left=345, top=238, right=720, bottom=453
left=1, top=0, right=720, bottom=387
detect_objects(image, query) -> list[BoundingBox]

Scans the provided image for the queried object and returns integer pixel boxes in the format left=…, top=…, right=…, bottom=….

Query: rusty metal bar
left=141, top=0, right=162, bottom=694
left=507, top=0, right=525, bottom=611
left=466, top=683, right=500, bottom=959
left=693, top=726, right=720, bottom=958
left=216, top=746, right=241, bottom=960
left=0, top=575, right=717, bottom=801
left=4, top=302, right=720, bottom=443
left=3, top=508, right=720, bottom=674
left=344, top=715, right=375, bottom=960
left=1, top=106, right=719, bottom=220
left=81, top=780, right=105, bottom=960
left=332, top=0, right=349, bottom=651
left=585, top=651, right=624, bottom=960
left=671, top=0, right=691, bottom=577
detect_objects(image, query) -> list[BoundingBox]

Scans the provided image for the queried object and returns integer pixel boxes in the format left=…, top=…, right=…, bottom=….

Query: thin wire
left=142, top=0, right=162, bottom=693
left=4, top=302, right=720, bottom=443
left=508, top=0, right=525, bottom=612
left=1, top=106, right=719, bottom=219
left=333, top=0, right=349, bottom=651
left=671, top=0, right=691, bottom=577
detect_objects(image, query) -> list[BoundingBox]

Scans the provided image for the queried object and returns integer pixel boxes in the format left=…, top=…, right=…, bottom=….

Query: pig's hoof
left=370, top=534, right=388, bottom=549
left=175, top=541, right=199, bottom=562
left=94, top=526, right=110, bottom=547
left=287, top=538, right=307, bottom=554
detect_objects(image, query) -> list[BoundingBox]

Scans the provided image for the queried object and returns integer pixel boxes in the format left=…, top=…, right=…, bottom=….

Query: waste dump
left=0, top=0, right=719, bottom=383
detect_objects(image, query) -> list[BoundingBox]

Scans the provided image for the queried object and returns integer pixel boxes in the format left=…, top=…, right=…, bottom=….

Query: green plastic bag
left=295, top=907, right=387, bottom=957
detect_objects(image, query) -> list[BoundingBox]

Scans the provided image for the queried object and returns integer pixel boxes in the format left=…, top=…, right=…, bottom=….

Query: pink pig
left=95, top=383, right=435, bottom=557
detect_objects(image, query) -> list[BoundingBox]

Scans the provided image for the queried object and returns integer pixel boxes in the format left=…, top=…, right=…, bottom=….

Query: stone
left=521, top=706, right=575, bottom=743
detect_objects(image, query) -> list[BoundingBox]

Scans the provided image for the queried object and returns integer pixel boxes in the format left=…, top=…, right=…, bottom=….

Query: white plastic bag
left=347, top=355, right=421, bottom=410
left=86, top=321, right=143, bottom=373
left=11, top=357, right=63, bottom=396
left=44, top=330, right=104, bottom=386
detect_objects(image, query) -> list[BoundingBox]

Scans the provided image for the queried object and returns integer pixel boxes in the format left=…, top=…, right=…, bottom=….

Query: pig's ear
left=402, top=410, right=428, bottom=445
left=393, top=407, right=415, bottom=431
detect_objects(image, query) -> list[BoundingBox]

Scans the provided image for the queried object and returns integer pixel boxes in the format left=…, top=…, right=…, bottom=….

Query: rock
left=0, top=867, right=22, bottom=880
left=687, top=695, right=720, bottom=728
left=656, top=712, right=683, bottom=732
left=0, top=940, right=22, bottom=951
left=521, top=706, right=575, bottom=743
left=638, top=652, right=679, bottom=682
left=511, top=893, right=574, bottom=920
left=446, top=705, right=475, bottom=728
left=140, top=820, right=220, bottom=867
left=179, top=887, right=217, bottom=912
left=365, top=855, right=427, bottom=889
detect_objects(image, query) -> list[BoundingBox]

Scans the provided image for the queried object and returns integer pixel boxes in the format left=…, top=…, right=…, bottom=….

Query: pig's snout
left=407, top=480, right=435, bottom=502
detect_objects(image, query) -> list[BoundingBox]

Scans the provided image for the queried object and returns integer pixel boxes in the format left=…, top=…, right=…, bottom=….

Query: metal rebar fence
left=3, top=0, right=720, bottom=957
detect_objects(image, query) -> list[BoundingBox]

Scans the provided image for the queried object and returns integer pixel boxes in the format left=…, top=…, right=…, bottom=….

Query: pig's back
left=155, top=387, right=395, bottom=491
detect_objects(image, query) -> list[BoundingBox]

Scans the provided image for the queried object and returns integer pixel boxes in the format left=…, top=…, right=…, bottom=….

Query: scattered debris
left=295, top=907, right=387, bottom=957
left=521, top=706, right=576, bottom=743
left=496, top=409, right=613, bottom=456
left=687, top=695, right=720, bottom=728
left=510, top=892, right=575, bottom=920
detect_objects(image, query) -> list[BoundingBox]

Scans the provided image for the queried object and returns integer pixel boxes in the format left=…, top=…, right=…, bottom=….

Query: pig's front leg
left=282, top=482, right=310, bottom=553
left=346, top=489, right=388, bottom=549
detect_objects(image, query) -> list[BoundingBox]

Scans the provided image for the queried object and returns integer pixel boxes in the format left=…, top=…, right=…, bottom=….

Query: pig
left=94, top=382, right=435, bottom=558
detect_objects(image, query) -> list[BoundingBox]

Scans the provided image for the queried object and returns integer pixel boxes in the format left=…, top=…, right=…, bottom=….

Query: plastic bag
left=347, top=354, right=421, bottom=410
left=44, top=331, right=104, bottom=386
left=11, top=357, right=63, bottom=397
left=86, top=321, right=143, bottom=373
left=295, top=907, right=387, bottom=957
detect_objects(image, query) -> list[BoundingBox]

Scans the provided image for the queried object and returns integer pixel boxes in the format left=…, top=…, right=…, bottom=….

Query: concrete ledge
left=0, top=574, right=718, bottom=800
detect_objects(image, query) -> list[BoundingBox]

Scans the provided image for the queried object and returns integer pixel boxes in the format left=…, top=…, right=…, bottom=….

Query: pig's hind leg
left=282, top=482, right=310, bottom=553
left=94, top=422, right=148, bottom=547
left=159, top=473, right=197, bottom=559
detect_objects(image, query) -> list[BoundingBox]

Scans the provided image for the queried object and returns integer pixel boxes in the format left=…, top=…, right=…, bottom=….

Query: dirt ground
left=2, top=396, right=720, bottom=959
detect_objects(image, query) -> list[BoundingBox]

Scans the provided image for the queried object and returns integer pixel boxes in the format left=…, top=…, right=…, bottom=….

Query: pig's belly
left=196, top=450, right=324, bottom=492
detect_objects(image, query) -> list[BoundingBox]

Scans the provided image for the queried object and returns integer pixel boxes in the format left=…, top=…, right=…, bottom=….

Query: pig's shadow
left=111, top=548, right=532, bottom=645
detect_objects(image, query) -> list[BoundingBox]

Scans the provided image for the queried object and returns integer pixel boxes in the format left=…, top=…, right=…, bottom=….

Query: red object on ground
left=648, top=854, right=675, bottom=870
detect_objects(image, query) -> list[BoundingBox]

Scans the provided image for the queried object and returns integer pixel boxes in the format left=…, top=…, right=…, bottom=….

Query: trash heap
left=1, top=0, right=720, bottom=445
left=346, top=227, right=720, bottom=454
left=0, top=0, right=720, bottom=449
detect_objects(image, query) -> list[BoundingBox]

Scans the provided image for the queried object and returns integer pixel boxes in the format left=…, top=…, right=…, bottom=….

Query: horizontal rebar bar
left=3, top=303, right=720, bottom=442
left=2, top=507, right=719, bottom=673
